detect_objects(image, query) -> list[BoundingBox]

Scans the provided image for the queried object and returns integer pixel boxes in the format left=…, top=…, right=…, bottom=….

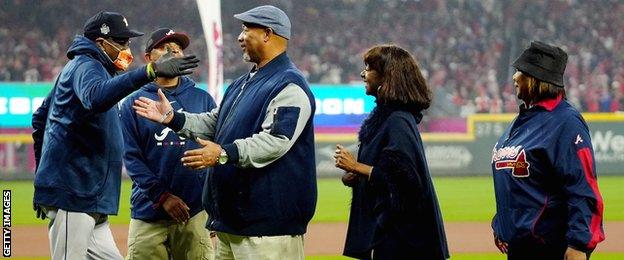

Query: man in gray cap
left=31, top=11, right=199, bottom=259
left=133, top=5, right=317, bottom=259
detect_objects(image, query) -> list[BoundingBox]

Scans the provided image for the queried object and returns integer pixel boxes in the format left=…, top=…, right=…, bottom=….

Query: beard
left=242, top=49, right=260, bottom=64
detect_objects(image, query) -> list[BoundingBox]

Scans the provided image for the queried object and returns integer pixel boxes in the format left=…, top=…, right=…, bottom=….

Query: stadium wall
left=2, top=83, right=624, bottom=178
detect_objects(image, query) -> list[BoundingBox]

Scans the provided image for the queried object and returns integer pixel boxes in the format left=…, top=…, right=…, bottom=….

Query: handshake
left=147, top=47, right=200, bottom=79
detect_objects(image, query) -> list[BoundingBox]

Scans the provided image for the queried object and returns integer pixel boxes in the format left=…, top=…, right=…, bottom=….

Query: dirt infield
left=10, top=222, right=624, bottom=257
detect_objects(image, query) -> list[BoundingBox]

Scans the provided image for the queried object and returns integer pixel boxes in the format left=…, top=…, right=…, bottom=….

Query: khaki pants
left=215, top=232, right=304, bottom=260
left=126, top=211, right=214, bottom=260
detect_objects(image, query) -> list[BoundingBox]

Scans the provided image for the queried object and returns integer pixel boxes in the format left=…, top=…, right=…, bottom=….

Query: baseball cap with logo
left=83, top=11, right=144, bottom=40
left=144, top=28, right=190, bottom=53
left=234, top=5, right=291, bottom=40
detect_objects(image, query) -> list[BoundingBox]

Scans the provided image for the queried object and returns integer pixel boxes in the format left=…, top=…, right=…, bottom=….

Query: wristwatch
left=218, top=149, right=228, bottom=165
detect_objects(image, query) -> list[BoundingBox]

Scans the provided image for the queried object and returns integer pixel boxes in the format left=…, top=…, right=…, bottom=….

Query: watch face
left=218, top=155, right=228, bottom=164
left=218, top=150, right=228, bottom=164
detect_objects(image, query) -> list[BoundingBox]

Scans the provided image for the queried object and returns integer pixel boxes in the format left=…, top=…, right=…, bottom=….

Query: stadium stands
left=1, top=0, right=623, bottom=115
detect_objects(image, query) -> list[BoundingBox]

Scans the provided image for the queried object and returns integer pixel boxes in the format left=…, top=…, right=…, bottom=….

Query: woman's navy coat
left=343, top=104, right=449, bottom=260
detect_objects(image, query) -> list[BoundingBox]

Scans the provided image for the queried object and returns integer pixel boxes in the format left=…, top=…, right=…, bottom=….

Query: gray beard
left=243, top=52, right=252, bottom=62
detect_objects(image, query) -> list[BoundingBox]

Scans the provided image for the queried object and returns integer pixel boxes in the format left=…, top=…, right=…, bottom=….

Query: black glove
left=152, top=48, right=200, bottom=78
left=33, top=203, right=46, bottom=220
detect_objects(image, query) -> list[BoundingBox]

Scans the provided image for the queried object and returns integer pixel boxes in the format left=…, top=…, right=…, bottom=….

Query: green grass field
left=3, top=176, right=623, bottom=259
left=3, top=176, right=624, bottom=225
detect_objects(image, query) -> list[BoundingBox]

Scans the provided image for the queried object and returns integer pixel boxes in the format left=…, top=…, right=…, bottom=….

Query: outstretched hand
left=152, top=47, right=199, bottom=78
left=133, top=89, right=174, bottom=124
left=181, top=138, right=222, bottom=169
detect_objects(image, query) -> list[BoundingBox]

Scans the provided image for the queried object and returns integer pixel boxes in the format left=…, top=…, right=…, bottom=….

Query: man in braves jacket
left=120, top=28, right=216, bottom=259
left=491, top=41, right=605, bottom=260
left=132, top=5, right=317, bottom=259
left=31, top=11, right=198, bottom=259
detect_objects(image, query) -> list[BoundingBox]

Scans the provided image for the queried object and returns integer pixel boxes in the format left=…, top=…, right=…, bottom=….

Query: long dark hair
left=363, top=44, right=431, bottom=109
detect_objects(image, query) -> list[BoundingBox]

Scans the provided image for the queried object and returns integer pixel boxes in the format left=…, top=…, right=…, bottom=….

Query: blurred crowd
left=1, top=0, right=623, bottom=116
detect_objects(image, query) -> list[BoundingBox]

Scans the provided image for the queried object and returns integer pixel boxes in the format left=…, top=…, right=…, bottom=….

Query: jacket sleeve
left=120, top=96, right=167, bottom=204
left=554, top=118, right=605, bottom=251
left=369, top=114, right=424, bottom=213
left=225, top=83, right=312, bottom=168
left=169, top=107, right=219, bottom=141
left=72, top=61, right=151, bottom=113
left=32, top=87, right=54, bottom=169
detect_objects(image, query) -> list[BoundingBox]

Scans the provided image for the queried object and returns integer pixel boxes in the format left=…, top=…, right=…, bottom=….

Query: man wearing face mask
left=31, top=12, right=199, bottom=260
left=120, top=28, right=216, bottom=260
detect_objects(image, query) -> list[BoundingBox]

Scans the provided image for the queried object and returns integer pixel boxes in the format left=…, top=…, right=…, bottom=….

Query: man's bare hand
left=133, top=89, right=174, bottom=124
left=181, top=138, right=221, bottom=169
left=162, top=194, right=190, bottom=223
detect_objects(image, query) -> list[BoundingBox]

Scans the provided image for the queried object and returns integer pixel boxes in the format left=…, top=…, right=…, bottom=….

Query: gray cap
left=234, top=5, right=291, bottom=40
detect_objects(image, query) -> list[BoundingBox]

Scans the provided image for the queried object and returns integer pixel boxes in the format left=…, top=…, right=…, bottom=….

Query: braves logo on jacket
left=491, top=144, right=530, bottom=177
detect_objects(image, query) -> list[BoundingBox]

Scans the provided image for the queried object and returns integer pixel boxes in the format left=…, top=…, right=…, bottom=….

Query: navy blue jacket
left=491, top=96, right=605, bottom=252
left=33, top=36, right=152, bottom=215
left=120, top=78, right=216, bottom=221
left=204, top=53, right=317, bottom=236
left=344, top=103, right=449, bottom=260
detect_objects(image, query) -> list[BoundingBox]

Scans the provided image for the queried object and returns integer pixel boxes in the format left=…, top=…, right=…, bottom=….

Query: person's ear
left=144, top=53, right=151, bottom=62
left=264, top=28, right=273, bottom=42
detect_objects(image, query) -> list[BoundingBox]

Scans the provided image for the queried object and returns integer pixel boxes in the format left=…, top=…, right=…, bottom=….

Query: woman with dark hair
left=491, top=41, right=604, bottom=260
left=334, top=44, right=449, bottom=260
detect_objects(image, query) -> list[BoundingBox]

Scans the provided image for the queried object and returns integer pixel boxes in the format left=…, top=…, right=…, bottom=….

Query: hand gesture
left=181, top=138, right=222, bottom=169
left=334, top=144, right=359, bottom=173
left=152, top=47, right=199, bottom=78
left=162, top=194, right=190, bottom=223
left=133, top=89, right=174, bottom=124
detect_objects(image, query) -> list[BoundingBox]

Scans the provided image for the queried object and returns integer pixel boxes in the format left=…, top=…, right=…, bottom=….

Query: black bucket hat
left=512, top=41, right=568, bottom=87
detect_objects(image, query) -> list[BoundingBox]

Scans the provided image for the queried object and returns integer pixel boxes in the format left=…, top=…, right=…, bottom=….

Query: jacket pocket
left=270, top=106, right=301, bottom=139
left=531, top=204, right=567, bottom=243
left=63, top=149, right=110, bottom=198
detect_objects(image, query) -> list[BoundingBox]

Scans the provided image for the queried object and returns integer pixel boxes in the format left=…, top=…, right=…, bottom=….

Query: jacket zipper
left=215, top=81, right=249, bottom=138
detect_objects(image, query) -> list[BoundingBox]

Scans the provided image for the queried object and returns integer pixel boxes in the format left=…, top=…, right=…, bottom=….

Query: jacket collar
left=67, top=36, right=117, bottom=76
left=531, top=94, right=564, bottom=111
left=248, top=52, right=290, bottom=79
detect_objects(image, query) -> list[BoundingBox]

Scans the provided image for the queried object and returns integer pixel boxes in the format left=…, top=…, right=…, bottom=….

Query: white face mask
left=103, top=39, right=133, bottom=71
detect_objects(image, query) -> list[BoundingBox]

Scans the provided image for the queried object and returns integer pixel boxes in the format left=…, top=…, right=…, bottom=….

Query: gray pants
left=47, top=209, right=123, bottom=260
